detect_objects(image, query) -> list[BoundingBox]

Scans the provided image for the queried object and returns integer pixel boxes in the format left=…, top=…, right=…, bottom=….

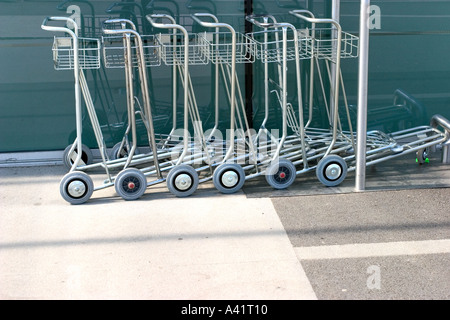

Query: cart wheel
left=416, top=148, right=430, bottom=165
left=110, top=142, right=128, bottom=160
left=60, top=171, right=94, bottom=205
left=265, top=159, right=297, bottom=190
left=63, top=143, right=93, bottom=170
left=213, top=163, right=245, bottom=194
left=316, top=155, right=347, bottom=187
left=110, top=142, right=140, bottom=160
left=166, top=165, right=199, bottom=198
left=114, top=168, right=147, bottom=201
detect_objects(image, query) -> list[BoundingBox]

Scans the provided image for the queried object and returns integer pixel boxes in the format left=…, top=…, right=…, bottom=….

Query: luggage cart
left=43, top=16, right=170, bottom=204
left=192, top=13, right=313, bottom=193
left=287, top=9, right=450, bottom=187
left=56, top=1, right=125, bottom=167
left=146, top=14, right=220, bottom=197
left=102, top=18, right=163, bottom=167
left=41, top=17, right=110, bottom=173
left=42, top=16, right=118, bottom=204
left=243, top=15, right=310, bottom=189
left=190, top=13, right=263, bottom=194
left=244, top=14, right=356, bottom=190
left=103, top=17, right=217, bottom=200
left=44, top=16, right=163, bottom=175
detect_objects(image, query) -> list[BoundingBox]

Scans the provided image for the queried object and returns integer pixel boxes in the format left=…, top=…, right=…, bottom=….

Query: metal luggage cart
left=243, top=14, right=310, bottom=189
left=45, top=17, right=163, bottom=176
left=43, top=16, right=170, bottom=204
left=42, top=17, right=111, bottom=175
left=44, top=15, right=211, bottom=204
left=42, top=16, right=122, bottom=204
left=245, top=14, right=355, bottom=190
left=191, top=13, right=313, bottom=193
left=145, top=14, right=220, bottom=197
left=189, top=13, right=263, bottom=194
left=101, top=18, right=163, bottom=167
left=42, top=10, right=450, bottom=204
left=56, top=1, right=129, bottom=167
left=287, top=9, right=450, bottom=187
left=102, top=17, right=218, bottom=200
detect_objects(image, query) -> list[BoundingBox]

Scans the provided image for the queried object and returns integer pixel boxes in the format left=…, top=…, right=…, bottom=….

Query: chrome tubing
left=41, top=17, right=82, bottom=172
left=103, top=25, right=162, bottom=177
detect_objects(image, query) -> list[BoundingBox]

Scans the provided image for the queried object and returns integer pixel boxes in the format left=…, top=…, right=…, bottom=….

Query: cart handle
left=289, top=9, right=316, bottom=20
left=289, top=9, right=338, bottom=31
left=245, top=14, right=279, bottom=29
left=146, top=14, right=177, bottom=28
left=245, top=17, right=273, bottom=29
left=430, top=114, right=450, bottom=136
left=393, top=89, right=427, bottom=122
left=191, top=13, right=236, bottom=34
left=103, top=18, right=137, bottom=31
left=245, top=16, right=298, bottom=35
left=101, top=28, right=138, bottom=36
left=41, top=16, right=79, bottom=37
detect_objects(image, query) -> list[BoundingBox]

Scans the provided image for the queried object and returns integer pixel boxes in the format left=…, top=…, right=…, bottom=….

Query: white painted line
left=295, top=239, right=450, bottom=260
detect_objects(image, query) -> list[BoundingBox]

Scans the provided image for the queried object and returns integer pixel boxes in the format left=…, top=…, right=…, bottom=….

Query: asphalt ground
left=271, top=188, right=450, bottom=300
left=242, top=152, right=450, bottom=300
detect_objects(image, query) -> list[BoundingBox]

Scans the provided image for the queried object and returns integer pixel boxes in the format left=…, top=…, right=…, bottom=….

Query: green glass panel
left=0, top=0, right=449, bottom=152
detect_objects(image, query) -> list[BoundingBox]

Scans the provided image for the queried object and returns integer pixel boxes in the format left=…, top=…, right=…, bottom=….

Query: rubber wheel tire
left=63, top=143, right=93, bottom=170
left=416, top=148, right=429, bottom=165
left=265, top=159, right=297, bottom=190
left=60, top=171, right=94, bottom=205
left=213, top=163, right=246, bottom=194
left=110, top=142, right=140, bottom=160
left=114, top=168, right=147, bottom=201
left=166, top=165, right=199, bottom=198
left=316, top=155, right=347, bottom=187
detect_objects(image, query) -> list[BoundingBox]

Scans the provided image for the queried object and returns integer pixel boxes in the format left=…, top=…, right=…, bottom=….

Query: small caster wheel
left=416, top=148, right=430, bottom=165
left=110, top=142, right=139, bottom=160
left=115, top=168, right=147, bottom=201
left=60, top=171, right=94, bottom=205
left=63, top=143, right=93, bottom=170
left=166, top=165, right=199, bottom=197
left=265, top=159, right=297, bottom=190
left=316, top=155, right=347, bottom=187
left=213, top=163, right=245, bottom=194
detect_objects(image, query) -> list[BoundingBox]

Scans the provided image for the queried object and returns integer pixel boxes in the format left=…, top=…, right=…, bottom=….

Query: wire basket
left=298, top=28, right=359, bottom=62
left=198, top=31, right=256, bottom=65
left=102, top=34, right=161, bottom=68
left=156, top=32, right=208, bottom=65
left=52, top=36, right=100, bottom=70
left=247, top=29, right=311, bottom=63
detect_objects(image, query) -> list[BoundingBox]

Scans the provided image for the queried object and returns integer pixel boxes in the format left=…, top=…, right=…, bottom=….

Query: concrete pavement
left=0, top=165, right=316, bottom=300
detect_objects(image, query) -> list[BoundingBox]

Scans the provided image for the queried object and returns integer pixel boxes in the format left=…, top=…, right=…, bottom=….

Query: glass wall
left=0, top=0, right=449, bottom=153
left=252, top=0, right=450, bottom=133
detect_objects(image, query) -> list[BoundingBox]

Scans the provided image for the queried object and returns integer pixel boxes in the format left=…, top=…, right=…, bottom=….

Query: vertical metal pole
left=330, top=0, right=340, bottom=123
left=332, top=0, right=341, bottom=20
left=245, top=0, right=253, bottom=129
left=355, top=0, right=371, bottom=192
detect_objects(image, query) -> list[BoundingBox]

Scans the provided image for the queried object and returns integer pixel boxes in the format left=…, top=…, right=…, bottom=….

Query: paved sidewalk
left=0, top=166, right=316, bottom=300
